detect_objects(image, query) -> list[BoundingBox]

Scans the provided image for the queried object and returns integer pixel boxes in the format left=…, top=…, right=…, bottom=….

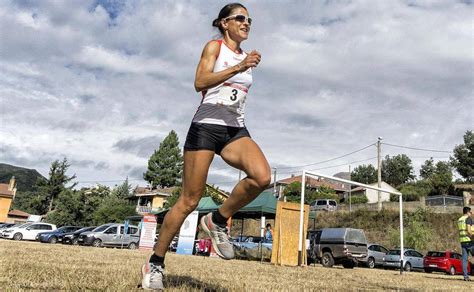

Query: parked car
left=2, top=222, right=56, bottom=241
left=0, top=223, right=17, bottom=234
left=307, top=228, right=368, bottom=268
left=37, top=226, right=82, bottom=243
left=78, top=223, right=140, bottom=249
left=62, top=226, right=96, bottom=245
left=358, top=243, right=389, bottom=268
left=310, top=199, right=338, bottom=212
left=383, top=249, right=424, bottom=272
left=0, top=223, right=31, bottom=238
left=424, top=250, right=472, bottom=275
left=0, top=223, right=16, bottom=229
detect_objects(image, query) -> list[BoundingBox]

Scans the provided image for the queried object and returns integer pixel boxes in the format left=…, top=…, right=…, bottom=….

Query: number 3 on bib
left=230, top=89, right=238, bottom=101
left=218, top=83, right=247, bottom=106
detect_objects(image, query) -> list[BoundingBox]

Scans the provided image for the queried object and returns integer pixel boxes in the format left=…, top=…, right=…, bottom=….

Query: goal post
left=298, top=170, right=405, bottom=274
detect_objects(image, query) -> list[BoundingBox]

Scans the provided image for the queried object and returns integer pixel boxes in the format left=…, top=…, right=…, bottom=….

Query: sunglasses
left=224, top=14, right=252, bottom=25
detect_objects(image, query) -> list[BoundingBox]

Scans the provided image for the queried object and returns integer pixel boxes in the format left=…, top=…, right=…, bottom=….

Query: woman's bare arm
left=194, top=41, right=261, bottom=92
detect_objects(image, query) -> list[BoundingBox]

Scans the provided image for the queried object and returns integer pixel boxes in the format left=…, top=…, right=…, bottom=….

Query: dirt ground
left=1, top=240, right=472, bottom=291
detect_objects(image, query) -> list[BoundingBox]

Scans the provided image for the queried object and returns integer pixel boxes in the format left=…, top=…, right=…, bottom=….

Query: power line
left=381, top=142, right=452, bottom=153
left=275, top=143, right=375, bottom=170
left=308, top=157, right=377, bottom=172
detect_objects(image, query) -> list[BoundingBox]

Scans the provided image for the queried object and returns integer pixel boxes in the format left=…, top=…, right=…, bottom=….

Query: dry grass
left=1, top=240, right=472, bottom=291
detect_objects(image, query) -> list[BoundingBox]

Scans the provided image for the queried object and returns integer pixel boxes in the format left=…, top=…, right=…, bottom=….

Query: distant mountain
left=0, top=163, right=45, bottom=192
left=333, top=172, right=351, bottom=181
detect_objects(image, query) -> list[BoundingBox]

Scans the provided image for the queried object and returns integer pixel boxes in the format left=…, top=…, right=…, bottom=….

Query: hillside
left=233, top=209, right=463, bottom=255
left=313, top=210, right=460, bottom=254
left=0, top=163, right=45, bottom=191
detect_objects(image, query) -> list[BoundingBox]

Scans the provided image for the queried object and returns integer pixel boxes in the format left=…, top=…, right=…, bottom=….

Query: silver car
left=360, top=244, right=389, bottom=268
left=78, top=223, right=140, bottom=249
left=310, top=199, right=338, bottom=212
left=383, top=249, right=424, bottom=272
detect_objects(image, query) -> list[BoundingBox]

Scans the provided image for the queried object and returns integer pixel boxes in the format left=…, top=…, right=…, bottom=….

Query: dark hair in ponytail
left=212, top=3, right=247, bottom=35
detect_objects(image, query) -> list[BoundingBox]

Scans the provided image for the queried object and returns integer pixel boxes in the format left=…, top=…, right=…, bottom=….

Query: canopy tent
left=198, top=190, right=278, bottom=219
left=152, top=191, right=315, bottom=222
left=197, top=196, right=219, bottom=210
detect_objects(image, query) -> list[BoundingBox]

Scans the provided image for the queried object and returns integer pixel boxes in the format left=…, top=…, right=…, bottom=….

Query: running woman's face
left=222, top=7, right=251, bottom=41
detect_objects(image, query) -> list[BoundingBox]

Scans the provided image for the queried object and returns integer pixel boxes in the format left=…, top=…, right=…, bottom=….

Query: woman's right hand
left=237, top=50, right=261, bottom=72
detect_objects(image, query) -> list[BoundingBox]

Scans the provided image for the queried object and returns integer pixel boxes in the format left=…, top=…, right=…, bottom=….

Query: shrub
left=347, top=195, right=368, bottom=204
left=388, top=208, right=434, bottom=251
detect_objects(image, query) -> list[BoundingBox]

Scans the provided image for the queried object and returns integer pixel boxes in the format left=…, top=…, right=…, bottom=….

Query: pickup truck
left=307, top=228, right=368, bottom=268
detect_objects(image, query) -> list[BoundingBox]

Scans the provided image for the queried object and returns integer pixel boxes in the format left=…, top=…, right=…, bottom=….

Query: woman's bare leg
left=219, top=137, right=271, bottom=218
left=152, top=150, right=214, bottom=257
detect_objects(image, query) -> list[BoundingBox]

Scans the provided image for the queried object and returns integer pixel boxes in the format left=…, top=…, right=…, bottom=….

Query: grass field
left=1, top=240, right=472, bottom=291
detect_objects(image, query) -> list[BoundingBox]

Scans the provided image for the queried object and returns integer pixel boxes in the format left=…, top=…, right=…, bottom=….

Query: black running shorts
left=184, top=122, right=251, bottom=155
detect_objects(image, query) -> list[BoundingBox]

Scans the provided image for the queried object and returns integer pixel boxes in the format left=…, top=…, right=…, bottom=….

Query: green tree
left=46, top=190, right=85, bottom=226
left=430, top=161, right=453, bottom=196
left=82, top=185, right=111, bottom=223
left=283, top=182, right=338, bottom=204
left=111, top=178, right=133, bottom=199
left=418, top=158, right=453, bottom=196
left=450, top=130, right=474, bottom=182
left=381, top=154, right=415, bottom=187
left=37, top=158, right=77, bottom=213
left=393, top=180, right=432, bottom=201
left=93, top=194, right=137, bottom=225
left=11, top=190, right=49, bottom=215
left=351, top=164, right=378, bottom=184
left=163, top=187, right=181, bottom=209
left=144, top=130, right=183, bottom=188
left=420, top=158, right=436, bottom=180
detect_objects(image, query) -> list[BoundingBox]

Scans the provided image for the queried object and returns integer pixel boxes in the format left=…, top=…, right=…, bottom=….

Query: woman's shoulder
left=201, top=39, right=223, bottom=57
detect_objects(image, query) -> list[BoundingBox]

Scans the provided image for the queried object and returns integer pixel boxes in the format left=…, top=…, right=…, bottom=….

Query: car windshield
left=16, top=223, right=33, bottom=229
left=93, top=225, right=111, bottom=232
left=387, top=250, right=401, bottom=255
left=75, top=227, right=94, bottom=233
left=427, top=251, right=446, bottom=257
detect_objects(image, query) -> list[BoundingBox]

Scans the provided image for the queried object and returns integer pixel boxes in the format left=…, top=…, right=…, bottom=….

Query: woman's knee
left=175, top=194, right=201, bottom=213
left=252, top=170, right=271, bottom=190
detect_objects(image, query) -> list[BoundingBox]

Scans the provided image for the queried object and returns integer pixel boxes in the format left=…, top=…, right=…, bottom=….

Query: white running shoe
left=141, top=262, right=164, bottom=290
left=200, top=213, right=234, bottom=260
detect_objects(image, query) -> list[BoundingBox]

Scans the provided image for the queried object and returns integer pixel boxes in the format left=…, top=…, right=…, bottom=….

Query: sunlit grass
left=0, top=240, right=471, bottom=291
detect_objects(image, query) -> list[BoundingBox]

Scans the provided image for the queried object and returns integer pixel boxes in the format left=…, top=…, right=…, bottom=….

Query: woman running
left=142, top=3, right=270, bottom=290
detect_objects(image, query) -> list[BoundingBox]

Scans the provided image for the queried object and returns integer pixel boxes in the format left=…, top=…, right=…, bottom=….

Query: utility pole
left=377, top=137, right=383, bottom=212
left=272, top=168, right=277, bottom=198
left=349, top=165, right=352, bottom=213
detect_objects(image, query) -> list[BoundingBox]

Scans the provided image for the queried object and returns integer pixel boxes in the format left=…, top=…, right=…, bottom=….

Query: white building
left=348, top=182, right=398, bottom=204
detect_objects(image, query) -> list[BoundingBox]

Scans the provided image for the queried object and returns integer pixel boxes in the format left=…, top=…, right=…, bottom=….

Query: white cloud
left=0, top=0, right=472, bottom=191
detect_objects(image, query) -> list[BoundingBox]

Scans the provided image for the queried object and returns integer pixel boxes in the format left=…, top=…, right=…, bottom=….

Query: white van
left=310, top=199, right=338, bottom=212
left=2, top=222, right=57, bottom=241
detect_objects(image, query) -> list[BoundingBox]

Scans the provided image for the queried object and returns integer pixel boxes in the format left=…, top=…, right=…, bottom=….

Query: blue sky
left=0, top=0, right=472, bottom=191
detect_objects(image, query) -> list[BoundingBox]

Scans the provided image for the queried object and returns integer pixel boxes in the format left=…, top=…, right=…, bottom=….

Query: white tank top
left=192, top=40, right=253, bottom=127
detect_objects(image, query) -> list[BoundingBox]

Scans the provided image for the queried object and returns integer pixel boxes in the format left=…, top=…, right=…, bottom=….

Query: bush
left=284, top=183, right=339, bottom=204
left=388, top=208, right=434, bottom=251
left=390, top=180, right=432, bottom=202
left=347, top=195, right=368, bottom=204
left=93, top=194, right=137, bottom=225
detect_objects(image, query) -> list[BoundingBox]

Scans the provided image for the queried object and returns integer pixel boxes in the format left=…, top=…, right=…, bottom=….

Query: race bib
left=216, top=83, right=248, bottom=110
